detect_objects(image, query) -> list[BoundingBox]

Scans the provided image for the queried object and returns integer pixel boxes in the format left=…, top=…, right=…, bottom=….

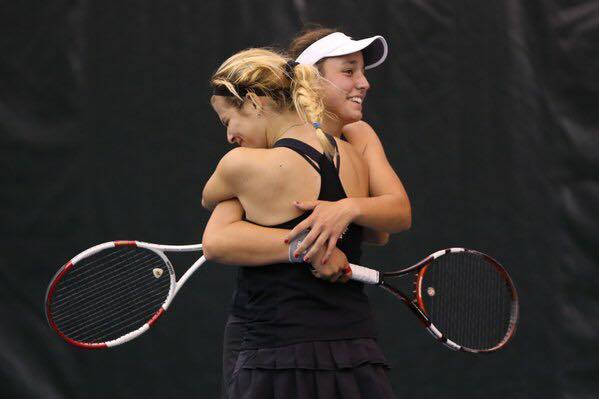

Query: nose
left=356, top=73, right=370, bottom=92
left=227, top=132, right=236, bottom=144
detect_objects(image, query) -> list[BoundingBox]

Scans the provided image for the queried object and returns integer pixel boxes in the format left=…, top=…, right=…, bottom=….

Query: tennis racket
left=348, top=248, right=518, bottom=354
left=45, top=240, right=205, bottom=349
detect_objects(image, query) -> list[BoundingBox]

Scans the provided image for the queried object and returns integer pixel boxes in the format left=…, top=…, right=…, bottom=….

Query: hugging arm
left=287, top=121, right=411, bottom=261
left=202, top=199, right=289, bottom=266
left=202, top=199, right=351, bottom=281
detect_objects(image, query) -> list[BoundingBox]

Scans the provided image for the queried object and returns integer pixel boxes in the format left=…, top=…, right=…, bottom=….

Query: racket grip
left=348, top=263, right=380, bottom=284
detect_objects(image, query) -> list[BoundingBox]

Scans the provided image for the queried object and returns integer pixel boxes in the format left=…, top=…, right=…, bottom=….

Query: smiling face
left=319, top=51, right=370, bottom=124
left=210, top=95, right=268, bottom=148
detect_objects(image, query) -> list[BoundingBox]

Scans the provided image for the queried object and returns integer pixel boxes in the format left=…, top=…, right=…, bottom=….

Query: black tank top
left=231, top=135, right=377, bottom=349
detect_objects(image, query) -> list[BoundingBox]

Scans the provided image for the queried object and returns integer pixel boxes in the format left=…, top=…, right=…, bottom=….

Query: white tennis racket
left=45, top=240, right=205, bottom=349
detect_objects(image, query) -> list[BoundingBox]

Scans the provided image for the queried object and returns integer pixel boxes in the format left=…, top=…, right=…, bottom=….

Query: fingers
left=341, top=265, right=352, bottom=281
left=321, top=238, right=337, bottom=265
left=294, top=227, right=320, bottom=258
left=310, top=264, right=351, bottom=284
left=285, top=217, right=312, bottom=244
left=330, top=271, right=342, bottom=283
left=302, top=233, right=328, bottom=262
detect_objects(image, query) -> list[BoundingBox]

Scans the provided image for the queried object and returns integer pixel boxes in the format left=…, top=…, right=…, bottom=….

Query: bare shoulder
left=217, top=147, right=272, bottom=175
left=335, top=136, right=361, bottom=158
left=341, top=121, right=382, bottom=154
left=334, top=136, right=368, bottom=174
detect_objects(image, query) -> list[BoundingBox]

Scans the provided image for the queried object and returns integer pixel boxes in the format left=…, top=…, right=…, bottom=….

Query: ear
left=245, top=93, right=265, bottom=115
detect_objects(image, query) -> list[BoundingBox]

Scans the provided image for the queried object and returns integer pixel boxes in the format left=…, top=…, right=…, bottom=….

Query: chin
left=341, top=111, right=362, bottom=125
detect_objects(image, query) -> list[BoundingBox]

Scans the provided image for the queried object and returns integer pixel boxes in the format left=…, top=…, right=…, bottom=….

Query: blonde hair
left=211, top=48, right=336, bottom=158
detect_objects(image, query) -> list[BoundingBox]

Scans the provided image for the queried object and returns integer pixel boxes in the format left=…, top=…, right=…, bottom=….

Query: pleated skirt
left=222, top=315, right=396, bottom=399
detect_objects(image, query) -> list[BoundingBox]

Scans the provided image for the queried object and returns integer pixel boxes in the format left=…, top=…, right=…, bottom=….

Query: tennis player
left=203, top=47, right=396, bottom=398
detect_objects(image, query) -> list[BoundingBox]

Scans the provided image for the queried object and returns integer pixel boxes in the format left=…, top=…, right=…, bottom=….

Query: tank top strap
left=324, top=134, right=341, bottom=173
left=273, top=138, right=322, bottom=173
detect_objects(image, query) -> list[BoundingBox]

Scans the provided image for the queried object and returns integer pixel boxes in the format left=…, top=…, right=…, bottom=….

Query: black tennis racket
left=348, top=248, right=519, bottom=353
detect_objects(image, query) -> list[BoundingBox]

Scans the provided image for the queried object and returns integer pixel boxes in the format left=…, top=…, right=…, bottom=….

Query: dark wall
left=1, top=1, right=597, bottom=398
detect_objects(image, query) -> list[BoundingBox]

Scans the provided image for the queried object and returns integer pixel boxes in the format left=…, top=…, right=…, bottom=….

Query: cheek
left=323, top=86, right=344, bottom=109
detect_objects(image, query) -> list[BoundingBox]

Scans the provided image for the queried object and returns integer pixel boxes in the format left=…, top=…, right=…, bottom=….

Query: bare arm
left=342, top=121, right=412, bottom=233
left=202, top=199, right=289, bottom=265
left=287, top=121, right=411, bottom=261
left=201, top=147, right=251, bottom=211
left=202, top=199, right=351, bottom=282
left=202, top=122, right=411, bottom=267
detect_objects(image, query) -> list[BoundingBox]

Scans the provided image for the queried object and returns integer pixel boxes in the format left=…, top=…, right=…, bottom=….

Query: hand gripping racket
left=349, top=248, right=519, bottom=354
left=45, top=241, right=205, bottom=349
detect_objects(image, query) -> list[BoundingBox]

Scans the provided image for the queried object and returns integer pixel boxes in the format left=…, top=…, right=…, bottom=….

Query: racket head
left=45, top=241, right=176, bottom=349
left=413, top=248, right=519, bottom=353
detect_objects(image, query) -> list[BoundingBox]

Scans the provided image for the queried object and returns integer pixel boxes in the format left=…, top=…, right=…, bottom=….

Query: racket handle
left=348, top=263, right=380, bottom=284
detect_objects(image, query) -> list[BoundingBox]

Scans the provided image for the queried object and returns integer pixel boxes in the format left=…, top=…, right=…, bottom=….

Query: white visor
left=296, top=32, right=388, bottom=70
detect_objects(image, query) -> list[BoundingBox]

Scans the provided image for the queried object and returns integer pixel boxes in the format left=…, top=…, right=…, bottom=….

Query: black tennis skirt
left=222, top=315, right=396, bottom=399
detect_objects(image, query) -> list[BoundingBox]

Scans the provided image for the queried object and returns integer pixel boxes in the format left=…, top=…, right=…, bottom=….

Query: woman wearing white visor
left=283, top=28, right=409, bottom=259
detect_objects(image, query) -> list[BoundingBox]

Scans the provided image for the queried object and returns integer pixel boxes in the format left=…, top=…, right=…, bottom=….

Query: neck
left=264, top=110, right=308, bottom=148
left=322, top=114, right=345, bottom=138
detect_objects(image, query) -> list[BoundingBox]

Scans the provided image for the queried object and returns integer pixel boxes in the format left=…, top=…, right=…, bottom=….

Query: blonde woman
left=203, top=48, right=395, bottom=398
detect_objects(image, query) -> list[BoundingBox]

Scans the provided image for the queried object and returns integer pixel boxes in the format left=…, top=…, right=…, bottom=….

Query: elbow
left=364, top=230, right=389, bottom=246
left=201, top=233, right=221, bottom=262
left=396, top=200, right=412, bottom=232
left=201, top=193, right=214, bottom=211
left=201, top=198, right=217, bottom=212
left=375, top=233, right=390, bottom=246
left=402, top=211, right=412, bottom=231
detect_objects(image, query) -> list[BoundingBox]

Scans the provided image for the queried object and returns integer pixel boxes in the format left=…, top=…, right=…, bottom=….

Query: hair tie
left=312, top=122, right=321, bottom=129
left=284, top=60, right=299, bottom=79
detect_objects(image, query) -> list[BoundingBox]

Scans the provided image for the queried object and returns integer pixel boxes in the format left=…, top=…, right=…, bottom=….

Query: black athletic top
left=231, top=135, right=377, bottom=349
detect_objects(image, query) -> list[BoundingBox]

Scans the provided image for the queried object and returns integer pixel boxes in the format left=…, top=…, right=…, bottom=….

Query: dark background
left=2, top=1, right=598, bottom=398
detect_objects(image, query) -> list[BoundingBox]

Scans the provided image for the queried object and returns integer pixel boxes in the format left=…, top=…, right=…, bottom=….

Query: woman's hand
left=285, top=198, right=358, bottom=264
left=309, top=246, right=352, bottom=283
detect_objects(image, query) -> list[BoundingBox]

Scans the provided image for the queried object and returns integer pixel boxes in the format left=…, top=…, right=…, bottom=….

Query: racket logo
left=153, top=268, right=164, bottom=278
left=426, top=286, right=436, bottom=297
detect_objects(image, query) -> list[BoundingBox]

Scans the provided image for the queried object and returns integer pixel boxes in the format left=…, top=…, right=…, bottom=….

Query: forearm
left=202, top=204, right=291, bottom=266
left=348, top=194, right=411, bottom=233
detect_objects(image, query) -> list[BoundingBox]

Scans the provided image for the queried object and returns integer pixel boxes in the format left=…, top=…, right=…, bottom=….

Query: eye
left=343, top=69, right=353, bottom=76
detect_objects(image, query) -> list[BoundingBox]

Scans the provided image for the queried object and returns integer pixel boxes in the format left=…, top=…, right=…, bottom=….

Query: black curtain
left=1, top=1, right=597, bottom=398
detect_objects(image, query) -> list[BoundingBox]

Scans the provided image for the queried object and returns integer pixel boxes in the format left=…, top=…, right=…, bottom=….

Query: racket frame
left=45, top=240, right=205, bottom=349
left=350, top=248, right=519, bottom=354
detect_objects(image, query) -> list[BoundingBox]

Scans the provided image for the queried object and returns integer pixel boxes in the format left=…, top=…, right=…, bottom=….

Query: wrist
left=342, top=198, right=360, bottom=222
left=288, top=229, right=311, bottom=263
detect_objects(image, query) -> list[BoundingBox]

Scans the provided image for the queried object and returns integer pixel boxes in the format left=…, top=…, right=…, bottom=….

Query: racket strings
left=69, top=291, right=168, bottom=343
left=53, top=258, right=169, bottom=342
left=50, top=262, right=166, bottom=333
left=49, top=247, right=172, bottom=343
left=56, top=275, right=168, bottom=339
left=421, top=252, right=514, bottom=350
left=54, top=247, right=140, bottom=293
left=52, top=252, right=160, bottom=312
